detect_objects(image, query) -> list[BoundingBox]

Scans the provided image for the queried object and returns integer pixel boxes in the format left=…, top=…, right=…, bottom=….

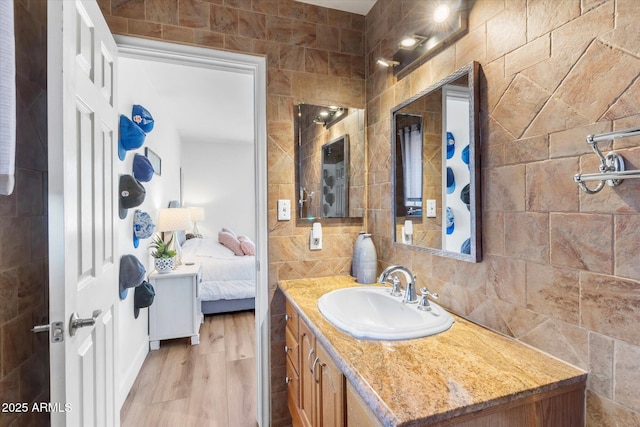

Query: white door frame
left=114, top=35, right=270, bottom=426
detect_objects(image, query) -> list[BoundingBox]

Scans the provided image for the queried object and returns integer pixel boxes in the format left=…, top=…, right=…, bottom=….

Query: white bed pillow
left=183, top=238, right=237, bottom=259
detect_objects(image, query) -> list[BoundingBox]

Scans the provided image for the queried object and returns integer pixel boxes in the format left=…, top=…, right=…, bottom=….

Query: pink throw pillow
left=222, top=227, right=237, bottom=237
left=218, top=231, right=244, bottom=256
left=238, top=235, right=255, bottom=256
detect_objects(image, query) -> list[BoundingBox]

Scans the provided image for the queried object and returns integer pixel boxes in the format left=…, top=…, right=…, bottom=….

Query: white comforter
left=181, top=238, right=256, bottom=301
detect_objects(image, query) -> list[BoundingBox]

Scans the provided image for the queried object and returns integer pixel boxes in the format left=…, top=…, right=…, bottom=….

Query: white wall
left=182, top=141, right=255, bottom=240
left=116, top=57, right=183, bottom=404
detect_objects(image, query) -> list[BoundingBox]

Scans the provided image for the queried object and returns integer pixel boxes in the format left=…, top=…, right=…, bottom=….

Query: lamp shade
left=188, top=207, right=205, bottom=222
left=157, top=208, right=193, bottom=232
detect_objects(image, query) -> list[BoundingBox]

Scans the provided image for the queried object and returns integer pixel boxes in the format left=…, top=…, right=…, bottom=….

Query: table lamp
left=157, top=208, right=193, bottom=267
left=188, top=207, right=205, bottom=238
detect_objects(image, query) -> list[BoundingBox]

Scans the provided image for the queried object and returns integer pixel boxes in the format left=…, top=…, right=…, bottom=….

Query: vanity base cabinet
left=289, top=313, right=345, bottom=427
left=346, top=381, right=382, bottom=427
left=298, top=320, right=315, bottom=427
left=316, top=341, right=345, bottom=427
left=434, top=383, right=585, bottom=427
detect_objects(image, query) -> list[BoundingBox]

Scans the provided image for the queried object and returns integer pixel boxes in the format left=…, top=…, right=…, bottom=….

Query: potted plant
left=149, top=234, right=176, bottom=273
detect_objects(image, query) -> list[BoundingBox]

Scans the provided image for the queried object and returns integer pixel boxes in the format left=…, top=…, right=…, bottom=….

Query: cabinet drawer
left=286, top=356, right=300, bottom=418
left=285, top=299, right=299, bottom=337
left=285, top=325, right=299, bottom=374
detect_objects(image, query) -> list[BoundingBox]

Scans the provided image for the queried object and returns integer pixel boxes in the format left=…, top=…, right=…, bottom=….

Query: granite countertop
left=278, top=275, right=587, bottom=426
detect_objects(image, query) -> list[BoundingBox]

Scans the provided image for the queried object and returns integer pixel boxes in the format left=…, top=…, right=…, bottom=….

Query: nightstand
left=148, top=263, right=203, bottom=350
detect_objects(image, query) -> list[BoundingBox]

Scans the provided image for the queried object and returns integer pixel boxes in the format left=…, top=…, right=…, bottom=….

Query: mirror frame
left=390, top=61, right=481, bottom=262
left=296, top=103, right=365, bottom=220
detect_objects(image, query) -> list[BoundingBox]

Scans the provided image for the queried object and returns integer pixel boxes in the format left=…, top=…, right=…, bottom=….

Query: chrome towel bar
left=574, top=126, right=640, bottom=194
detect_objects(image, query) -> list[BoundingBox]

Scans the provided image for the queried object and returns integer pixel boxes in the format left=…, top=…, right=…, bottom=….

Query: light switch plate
left=426, top=199, right=437, bottom=217
left=277, top=199, right=291, bottom=221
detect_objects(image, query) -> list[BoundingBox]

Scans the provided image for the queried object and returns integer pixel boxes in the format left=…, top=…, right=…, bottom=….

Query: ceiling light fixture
left=376, top=57, right=400, bottom=68
left=399, top=35, right=427, bottom=50
left=313, top=107, right=347, bottom=127
left=433, top=3, right=450, bottom=23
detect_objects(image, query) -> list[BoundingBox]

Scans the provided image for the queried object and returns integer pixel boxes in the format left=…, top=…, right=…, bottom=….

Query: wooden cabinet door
left=316, top=341, right=345, bottom=427
left=299, top=320, right=315, bottom=427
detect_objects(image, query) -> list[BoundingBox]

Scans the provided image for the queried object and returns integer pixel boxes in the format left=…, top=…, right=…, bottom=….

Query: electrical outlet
left=426, top=199, right=437, bottom=217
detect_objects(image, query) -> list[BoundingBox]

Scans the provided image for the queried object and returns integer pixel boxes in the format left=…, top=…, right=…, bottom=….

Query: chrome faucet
left=378, top=265, right=418, bottom=303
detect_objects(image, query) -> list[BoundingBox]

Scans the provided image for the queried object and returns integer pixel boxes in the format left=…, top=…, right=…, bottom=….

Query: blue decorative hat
left=133, top=210, right=155, bottom=248
left=119, top=254, right=146, bottom=300
left=460, top=183, right=470, bottom=211
left=446, top=132, right=455, bottom=160
left=446, top=167, right=456, bottom=194
left=132, top=105, right=154, bottom=133
left=119, top=174, right=146, bottom=219
left=118, top=115, right=146, bottom=161
left=134, top=281, right=155, bottom=319
left=446, top=207, right=454, bottom=235
left=460, top=238, right=471, bottom=255
left=462, top=144, right=470, bottom=166
left=133, top=153, right=154, bottom=182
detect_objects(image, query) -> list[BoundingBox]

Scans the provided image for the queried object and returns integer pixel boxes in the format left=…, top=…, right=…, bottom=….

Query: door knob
left=69, top=310, right=102, bottom=336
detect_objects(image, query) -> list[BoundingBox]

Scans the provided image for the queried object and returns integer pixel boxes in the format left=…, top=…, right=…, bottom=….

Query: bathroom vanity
left=279, top=276, right=586, bottom=426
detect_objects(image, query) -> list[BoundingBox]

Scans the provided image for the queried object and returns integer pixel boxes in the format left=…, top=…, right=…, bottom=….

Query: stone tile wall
left=0, top=1, right=49, bottom=427
left=97, top=0, right=367, bottom=424
left=366, top=0, right=640, bottom=423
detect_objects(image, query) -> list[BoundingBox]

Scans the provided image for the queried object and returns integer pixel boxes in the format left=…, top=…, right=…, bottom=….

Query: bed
left=181, top=237, right=256, bottom=314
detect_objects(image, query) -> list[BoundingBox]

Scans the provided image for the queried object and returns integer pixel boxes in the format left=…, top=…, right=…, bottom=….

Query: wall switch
left=426, top=199, right=437, bottom=218
left=277, top=199, right=291, bottom=221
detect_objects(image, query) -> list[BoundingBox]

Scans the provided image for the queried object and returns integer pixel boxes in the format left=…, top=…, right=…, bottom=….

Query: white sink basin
left=317, top=286, right=454, bottom=340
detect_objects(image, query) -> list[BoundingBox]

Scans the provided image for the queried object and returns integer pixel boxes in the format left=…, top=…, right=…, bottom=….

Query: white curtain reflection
left=398, top=123, right=422, bottom=208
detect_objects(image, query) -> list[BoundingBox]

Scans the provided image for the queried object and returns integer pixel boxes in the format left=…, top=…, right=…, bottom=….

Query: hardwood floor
left=121, top=311, right=258, bottom=427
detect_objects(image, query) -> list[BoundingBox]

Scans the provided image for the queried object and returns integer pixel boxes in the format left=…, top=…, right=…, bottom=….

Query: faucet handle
left=421, top=287, right=438, bottom=300
left=389, top=276, right=402, bottom=297
left=418, top=287, right=440, bottom=314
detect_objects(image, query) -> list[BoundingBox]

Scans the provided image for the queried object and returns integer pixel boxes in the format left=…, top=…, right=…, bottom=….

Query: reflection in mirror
left=392, top=62, right=480, bottom=262
left=321, top=136, right=349, bottom=217
left=297, top=104, right=365, bottom=219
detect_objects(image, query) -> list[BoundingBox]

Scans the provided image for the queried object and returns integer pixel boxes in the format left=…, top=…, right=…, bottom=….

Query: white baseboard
left=117, top=340, right=148, bottom=410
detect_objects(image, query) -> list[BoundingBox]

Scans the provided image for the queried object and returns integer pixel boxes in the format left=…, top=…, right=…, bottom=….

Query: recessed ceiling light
left=398, top=35, right=427, bottom=50
left=400, top=37, right=418, bottom=48
left=433, top=4, right=450, bottom=23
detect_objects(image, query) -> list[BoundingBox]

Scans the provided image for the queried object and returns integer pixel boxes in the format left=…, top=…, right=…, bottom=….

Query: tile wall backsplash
left=366, top=0, right=640, bottom=424
left=25, top=0, right=639, bottom=425
left=0, top=1, right=49, bottom=427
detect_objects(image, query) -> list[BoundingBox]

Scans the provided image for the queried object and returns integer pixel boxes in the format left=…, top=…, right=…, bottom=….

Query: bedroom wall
left=181, top=140, right=256, bottom=240
left=116, top=57, right=183, bottom=406
left=97, top=1, right=366, bottom=423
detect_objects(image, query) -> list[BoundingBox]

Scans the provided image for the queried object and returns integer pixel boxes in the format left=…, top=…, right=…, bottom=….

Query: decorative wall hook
left=574, top=126, right=640, bottom=194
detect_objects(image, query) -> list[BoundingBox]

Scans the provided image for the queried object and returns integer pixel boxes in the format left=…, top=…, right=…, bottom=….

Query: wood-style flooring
left=121, top=311, right=257, bottom=427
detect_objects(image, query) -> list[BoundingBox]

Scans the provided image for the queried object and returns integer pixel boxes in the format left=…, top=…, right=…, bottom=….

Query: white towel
left=0, top=0, right=16, bottom=196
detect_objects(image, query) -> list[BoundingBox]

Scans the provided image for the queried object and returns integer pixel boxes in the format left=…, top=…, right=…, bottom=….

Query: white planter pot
left=154, top=257, right=174, bottom=274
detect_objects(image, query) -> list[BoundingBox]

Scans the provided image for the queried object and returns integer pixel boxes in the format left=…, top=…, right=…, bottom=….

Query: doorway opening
left=114, top=36, right=269, bottom=426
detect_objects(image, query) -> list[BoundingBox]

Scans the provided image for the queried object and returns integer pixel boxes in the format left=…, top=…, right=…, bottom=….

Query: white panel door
left=48, top=1, right=119, bottom=425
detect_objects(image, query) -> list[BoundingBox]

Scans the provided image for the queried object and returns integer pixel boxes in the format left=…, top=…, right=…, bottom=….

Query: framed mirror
left=391, top=61, right=481, bottom=262
left=296, top=103, right=365, bottom=219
